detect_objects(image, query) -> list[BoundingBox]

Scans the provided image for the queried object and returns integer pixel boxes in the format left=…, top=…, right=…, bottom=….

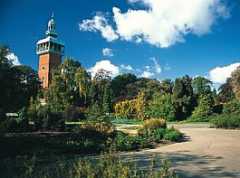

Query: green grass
left=111, top=118, right=143, bottom=125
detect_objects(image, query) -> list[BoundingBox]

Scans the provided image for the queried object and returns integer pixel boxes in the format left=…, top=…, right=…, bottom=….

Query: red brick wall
left=38, top=53, right=61, bottom=88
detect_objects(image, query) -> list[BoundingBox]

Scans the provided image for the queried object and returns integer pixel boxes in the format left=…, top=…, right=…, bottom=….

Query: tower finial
left=51, top=12, right=54, bottom=19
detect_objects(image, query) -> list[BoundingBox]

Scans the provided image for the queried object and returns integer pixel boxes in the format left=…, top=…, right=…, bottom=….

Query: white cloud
left=102, top=48, right=114, bottom=57
left=88, top=60, right=120, bottom=77
left=151, top=57, right=161, bottom=74
left=113, top=0, right=228, bottom=47
left=79, top=15, right=118, bottom=42
left=209, top=63, right=240, bottom=84
left=80, top=0, right=229, bottom=47
left=89, top=58, right=164, bottom=79
left=140, top=71, right=154, bottom=78
left=120, top=64, right=134, bottom=71
left=6, top=53, right=21, bottom=66
left=139, top=57, right=162, bottom=79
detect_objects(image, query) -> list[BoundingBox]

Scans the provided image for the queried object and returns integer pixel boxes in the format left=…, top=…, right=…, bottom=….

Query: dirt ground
left=121, top=123, right=240, bottom=178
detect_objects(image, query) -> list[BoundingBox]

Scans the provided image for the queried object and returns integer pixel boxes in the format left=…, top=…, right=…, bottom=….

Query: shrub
left=138, top=118, right=166, bottom=136
left=77, top=121, right=115, bottom=135
left=222, top=100, right=240, bottom=114
left=0, top=108, right=30, bottom=133
left=210, top=114, right=240, bottom=129
left=113, top=131, right=151, bottom=151
left=163, top=128, right=183, bottom=142
left=33, top=106, right=65, bottom=131
left=64, top=105, right=85, bottom=121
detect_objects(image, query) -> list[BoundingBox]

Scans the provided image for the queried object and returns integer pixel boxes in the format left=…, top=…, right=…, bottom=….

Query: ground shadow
left=119, top=151, right=240, bottom=178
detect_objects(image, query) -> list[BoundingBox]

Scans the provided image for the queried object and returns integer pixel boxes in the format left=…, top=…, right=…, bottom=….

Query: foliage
left=222, top=99, right=240, bottom=114
left=0, top=45, right=40, bottom=113
left=111, top=73, right=137, bottom=98
left=113, top=131, right=151, bottom=151
left=0, top=154, right=178, bottom=178
left=210, top=113, right=240, bottom=129
left=33, top=105, right=65, bottom=131
left=217, top=78, right=235, bottom=103
left=172, top=75, right=195, bottom=120
left=139, top=118, right=167, bottom=134
left=114, top=91, right=147, bottom=120
left=190, top=94, right=214, bottom=121
left=146, top=93, right=176, bottom=121
left=231, top=66, right=240, bottom=100
left=74, top=121, right=115, bottom=135
left=192, top=76, right=212, bottom=96
left=0, top=108, right=30, bottom=133
left=163, top=128, right=183, bottom=142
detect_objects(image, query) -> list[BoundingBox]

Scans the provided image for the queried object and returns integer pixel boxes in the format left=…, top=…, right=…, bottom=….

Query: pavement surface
left=121, top=123, right=240, bottom=178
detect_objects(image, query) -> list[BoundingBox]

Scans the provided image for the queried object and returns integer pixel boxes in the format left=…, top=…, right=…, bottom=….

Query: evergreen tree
left=172, top=75, right=194, bottom=120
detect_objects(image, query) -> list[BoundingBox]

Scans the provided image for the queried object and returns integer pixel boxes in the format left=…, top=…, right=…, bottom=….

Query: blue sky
left=1, top=0, right=240, bottom=84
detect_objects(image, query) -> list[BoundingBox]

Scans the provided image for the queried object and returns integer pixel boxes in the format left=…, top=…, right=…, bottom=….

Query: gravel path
left=122, top=124, right=240, bottom=178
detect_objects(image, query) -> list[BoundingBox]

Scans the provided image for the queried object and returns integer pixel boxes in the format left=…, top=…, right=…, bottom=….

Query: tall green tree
left=191, top=94, right=214, bottom=121
left=111, top=73, right=137, bottom=98
left=75, top=67, right=91, bottom=105
left=192, top=76, right=212, bottom=96
left=172, top=75, right=194, bottom=120
left=146, top=93, right=176, bottom=121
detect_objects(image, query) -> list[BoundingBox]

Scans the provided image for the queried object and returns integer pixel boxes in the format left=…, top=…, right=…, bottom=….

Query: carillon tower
left=36, top=14, right=64, bottom=88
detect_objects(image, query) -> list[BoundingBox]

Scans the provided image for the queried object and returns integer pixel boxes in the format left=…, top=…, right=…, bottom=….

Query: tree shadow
left=119, top=151, right=240, bottom=178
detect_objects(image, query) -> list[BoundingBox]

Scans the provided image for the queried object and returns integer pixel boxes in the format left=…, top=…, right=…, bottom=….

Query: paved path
left=122, top=124, right=240, bottom=178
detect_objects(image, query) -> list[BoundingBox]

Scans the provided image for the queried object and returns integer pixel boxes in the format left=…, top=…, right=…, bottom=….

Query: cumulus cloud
left=88, top=60, right=120, bottom=77
left=89, top=58, right=164, bottom=79
left=120, top=64, right=134, bottom=71
left=80, top=0, right=229, bottom=47
left=79, top=15, right=118, bottom=42
left=102, top=48, right=114, bottom=57
left=6, top=53, right=21, bottom=66
left=140, top=71, right=154, bottom=78
left=209, top=63, right=240, bottom=84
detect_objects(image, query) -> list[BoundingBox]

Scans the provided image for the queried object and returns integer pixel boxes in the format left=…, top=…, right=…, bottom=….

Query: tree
left=0, top=45, right=40, bottom=113
left=231, top=66, right=240, bottom=100
left=172, top=75, right=194, bottom=120
left=111, top=73, right=137, bottom=98
left=191, top=94, right=214, bottom=121
left=102, top=83, right=113, bottom=113
left=160, top=79, right=174, bottom=94
left=217, top=78, right=235, bottom=103
left=192, top=76, right=212, bottom=96
left=75, top=67, right=91, bottom=105
left=146, top=93, right=176, bottom=121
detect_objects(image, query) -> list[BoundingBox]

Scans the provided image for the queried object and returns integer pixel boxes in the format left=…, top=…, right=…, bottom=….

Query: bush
left=138, top=118, right=166, bottom=135
left=64, top=105, right=86, bottom=121
left=222, top=100, right=240, bottom=114
left=34, top=106, right=65, bottom=131
left=0, top=108, right=30, bottom=133
left=76, top=121, right=115, bottom=135
left=113, top=131, right=152, bottom=151
left=210, top=114, right=240, bottom=129
left=163, top=128, right=183, bottom=142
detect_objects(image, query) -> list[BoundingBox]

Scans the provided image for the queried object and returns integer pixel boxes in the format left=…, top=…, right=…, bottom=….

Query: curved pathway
left=122, top=124, right=240, bottom=178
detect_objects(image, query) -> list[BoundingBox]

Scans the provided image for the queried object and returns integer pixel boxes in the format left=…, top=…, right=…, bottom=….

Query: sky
left=1, top=0, right=240, bottom=86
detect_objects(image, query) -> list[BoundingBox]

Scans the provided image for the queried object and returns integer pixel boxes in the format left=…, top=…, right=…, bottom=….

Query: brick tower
left=36, top=14, right=64, bottom=88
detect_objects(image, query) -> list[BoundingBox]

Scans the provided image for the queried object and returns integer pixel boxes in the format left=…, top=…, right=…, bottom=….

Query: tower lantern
left=36, top=14, right=64, bottom=88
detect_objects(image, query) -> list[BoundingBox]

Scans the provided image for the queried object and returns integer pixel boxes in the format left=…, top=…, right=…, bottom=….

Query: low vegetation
left=0, top=154, right=177, bottom=178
